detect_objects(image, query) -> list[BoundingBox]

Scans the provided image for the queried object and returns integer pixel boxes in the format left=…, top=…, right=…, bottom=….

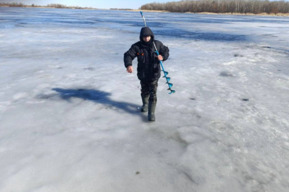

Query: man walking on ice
left=124, top=26, right=169, bottom=121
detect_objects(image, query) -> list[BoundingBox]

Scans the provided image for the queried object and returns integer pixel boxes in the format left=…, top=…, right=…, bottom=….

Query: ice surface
left=0, top=7, right=289, bottom=192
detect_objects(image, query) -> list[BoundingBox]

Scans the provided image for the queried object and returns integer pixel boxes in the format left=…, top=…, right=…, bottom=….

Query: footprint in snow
left=219, top=71, right=234, bottom=77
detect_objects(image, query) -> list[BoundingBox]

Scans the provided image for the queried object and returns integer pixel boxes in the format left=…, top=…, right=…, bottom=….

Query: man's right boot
left=141, top=95, right=149, bottom=112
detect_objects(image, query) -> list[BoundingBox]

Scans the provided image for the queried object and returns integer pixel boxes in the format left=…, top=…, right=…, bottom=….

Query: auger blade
left=163, top=71, right=168, bottom=76
left=168, top=88, right=176, bottom=94
left=166, top=77, right=171, bottom=82
left=167, top=82, right=173, bottom=88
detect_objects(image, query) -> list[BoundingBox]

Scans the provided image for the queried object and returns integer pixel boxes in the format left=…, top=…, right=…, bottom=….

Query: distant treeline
left=0, top=3, right=90, bottom=9
left=0, top=3, right=132, bottom=10
left=141, top=0, right=289, bottom=14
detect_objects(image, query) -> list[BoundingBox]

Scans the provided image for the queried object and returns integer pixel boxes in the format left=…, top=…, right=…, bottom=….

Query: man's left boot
left=141, top=95, right=149, bottom=112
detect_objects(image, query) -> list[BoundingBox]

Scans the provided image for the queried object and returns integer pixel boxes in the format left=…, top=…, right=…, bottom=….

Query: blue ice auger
left=140, top=11, right=175, bottom=94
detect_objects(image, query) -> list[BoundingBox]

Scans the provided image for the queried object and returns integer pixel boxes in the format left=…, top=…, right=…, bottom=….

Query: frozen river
left=0, top=7, right=289, bottom=192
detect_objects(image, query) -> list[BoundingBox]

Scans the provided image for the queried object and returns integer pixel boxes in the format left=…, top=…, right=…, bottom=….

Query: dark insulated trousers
left=140, top=80, right=158, bottom=102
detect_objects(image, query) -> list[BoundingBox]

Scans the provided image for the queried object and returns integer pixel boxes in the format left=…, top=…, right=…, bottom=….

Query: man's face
left=142, top=35, right=151, bottom=42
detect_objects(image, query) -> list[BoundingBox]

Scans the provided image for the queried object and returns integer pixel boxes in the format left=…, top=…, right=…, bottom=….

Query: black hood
left=139, top=27, right=154, bottom=43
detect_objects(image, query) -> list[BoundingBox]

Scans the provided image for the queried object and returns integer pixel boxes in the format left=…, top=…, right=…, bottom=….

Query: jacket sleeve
left=158, top=41, right=169, bottom=61
left=124, top=44, right=137, bottom=68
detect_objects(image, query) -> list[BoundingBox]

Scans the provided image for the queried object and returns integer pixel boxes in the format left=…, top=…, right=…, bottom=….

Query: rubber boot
left=148, top=101, right=156, bottom=121
left=141, top=95, right=149, bottom=112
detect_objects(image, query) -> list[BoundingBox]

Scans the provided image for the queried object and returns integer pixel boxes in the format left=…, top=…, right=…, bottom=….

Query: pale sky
left=0, top=0, right=175, bottom=9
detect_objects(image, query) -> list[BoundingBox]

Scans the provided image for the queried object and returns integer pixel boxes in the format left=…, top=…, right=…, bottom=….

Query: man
left=124, top=27, right=169, bottom=121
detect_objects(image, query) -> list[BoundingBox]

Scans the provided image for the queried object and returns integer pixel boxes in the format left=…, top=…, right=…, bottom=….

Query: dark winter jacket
left=124, top=27, right=169, bottom=81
